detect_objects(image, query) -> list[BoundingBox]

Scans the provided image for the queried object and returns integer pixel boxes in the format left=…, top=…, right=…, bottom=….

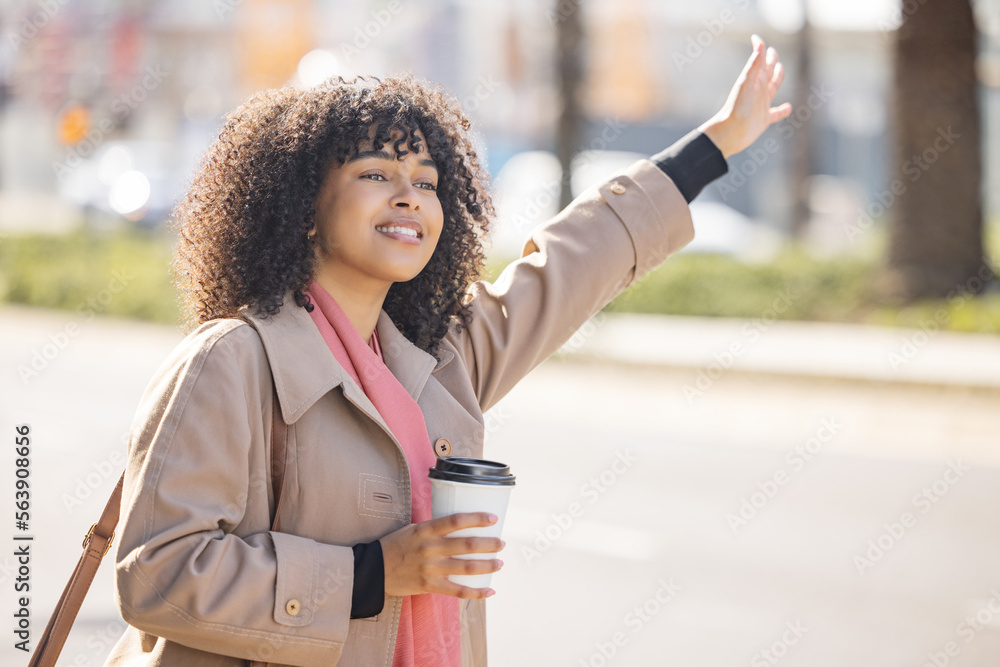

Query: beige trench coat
left=105, top=158, right=694, bottom=667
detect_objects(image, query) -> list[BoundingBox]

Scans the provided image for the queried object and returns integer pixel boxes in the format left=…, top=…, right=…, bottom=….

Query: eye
left=416, top=181, right=438, bottom=191
left=360, top=172, right=386, bottom=181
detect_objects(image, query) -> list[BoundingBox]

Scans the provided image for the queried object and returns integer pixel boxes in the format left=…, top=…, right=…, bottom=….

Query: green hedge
left=605, top=250, right=875, bottom=322
left=866, top=293, right=1000, bottom=333
left=3, top=230, right=999, bottom=334
left=487, top=246, right=1000, bottom=334
left=0, top=230, right=180, bottom=324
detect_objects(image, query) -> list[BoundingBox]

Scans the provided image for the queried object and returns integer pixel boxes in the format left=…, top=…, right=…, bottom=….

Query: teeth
left=376, top=226, right=419, bottom=238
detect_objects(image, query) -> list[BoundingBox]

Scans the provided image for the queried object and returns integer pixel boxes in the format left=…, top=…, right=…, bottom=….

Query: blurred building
left=0, top=0, right=996, bottom=243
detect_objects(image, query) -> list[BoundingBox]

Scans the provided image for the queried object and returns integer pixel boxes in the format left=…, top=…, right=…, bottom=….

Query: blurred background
left=2, top=0, right=1000, bottom=665
left=1, top=0, right=999, bottom=320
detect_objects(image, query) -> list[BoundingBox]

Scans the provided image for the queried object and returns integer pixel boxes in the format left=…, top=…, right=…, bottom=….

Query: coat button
left=434, top=438, right=452, bottom=456
left=285, top=599, right=301, bottom=616
left=609, top=182, right=626, bottom=194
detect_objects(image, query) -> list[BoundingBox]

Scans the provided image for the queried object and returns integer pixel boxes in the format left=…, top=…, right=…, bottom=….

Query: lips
left=374, top=218, right=423, bottom=241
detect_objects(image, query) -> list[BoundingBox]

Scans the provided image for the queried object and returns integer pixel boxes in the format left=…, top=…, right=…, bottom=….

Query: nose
left=389, top=180, right=420, bottom=210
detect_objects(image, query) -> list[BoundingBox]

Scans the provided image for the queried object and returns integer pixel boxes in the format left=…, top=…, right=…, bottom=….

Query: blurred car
left=57, top=140, right=181, bottom=228
left=489, top=149, right=782, bottom=262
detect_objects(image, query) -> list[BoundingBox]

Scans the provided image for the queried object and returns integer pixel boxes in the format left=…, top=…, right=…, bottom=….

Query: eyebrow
left=346, top=149, right=438, bottom=171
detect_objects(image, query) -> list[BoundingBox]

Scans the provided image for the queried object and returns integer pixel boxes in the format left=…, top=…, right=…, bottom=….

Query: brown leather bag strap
left=29, top=383, right=287, bottom=667
left=27, top=473, right=123, bottom=667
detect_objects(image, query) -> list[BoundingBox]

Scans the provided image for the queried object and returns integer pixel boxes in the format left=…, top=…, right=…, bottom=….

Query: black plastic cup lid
left=428, top=457, right=516, bottom=486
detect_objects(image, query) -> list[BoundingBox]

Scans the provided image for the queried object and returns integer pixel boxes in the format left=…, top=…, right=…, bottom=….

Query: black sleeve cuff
left=651, top=129, right=729, bottom=203
left=350, top=540, right=385, bottom=619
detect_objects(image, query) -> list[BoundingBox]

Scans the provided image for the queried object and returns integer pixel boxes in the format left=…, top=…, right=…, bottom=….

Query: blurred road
left=2, top=304, right=999, bottom=666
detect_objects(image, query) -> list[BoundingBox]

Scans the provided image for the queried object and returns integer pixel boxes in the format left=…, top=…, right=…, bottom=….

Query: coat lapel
left=240, top=291, right=454, bottom=432
left=375, top=309, right=455, bottom=398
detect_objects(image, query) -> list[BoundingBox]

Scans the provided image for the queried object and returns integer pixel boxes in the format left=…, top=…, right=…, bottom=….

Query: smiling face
left=311, top=127, right=444, bottom=296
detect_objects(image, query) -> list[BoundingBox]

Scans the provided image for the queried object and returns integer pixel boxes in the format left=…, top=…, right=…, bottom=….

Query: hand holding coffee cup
left=428, top=457, right=516, bottom=589
left=379, top=457, right=515, bottom=598
left=379, top=511, right=505, bottom=599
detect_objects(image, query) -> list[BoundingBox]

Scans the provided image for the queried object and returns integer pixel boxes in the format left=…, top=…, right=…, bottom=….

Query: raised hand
left=699, top=34, right=793, bottom=159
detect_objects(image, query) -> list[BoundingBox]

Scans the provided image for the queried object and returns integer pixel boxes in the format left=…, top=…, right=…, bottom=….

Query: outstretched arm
left=444, top=34, right=791, bottom=414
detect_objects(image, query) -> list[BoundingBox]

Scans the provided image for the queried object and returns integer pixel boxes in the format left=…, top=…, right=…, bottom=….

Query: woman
left=107, top=35, right=790, bottom=667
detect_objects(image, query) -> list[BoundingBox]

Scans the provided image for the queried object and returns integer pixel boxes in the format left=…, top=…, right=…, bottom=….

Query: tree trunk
left=555, top=1, right=584, bottom=210
left=789, top=13, right=813, bottom=239
left=882, top=0, right=988, bottom=301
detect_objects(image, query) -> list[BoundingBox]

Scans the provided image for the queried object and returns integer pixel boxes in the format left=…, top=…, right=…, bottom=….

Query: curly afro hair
left=170, top=73, right=494, bottom=359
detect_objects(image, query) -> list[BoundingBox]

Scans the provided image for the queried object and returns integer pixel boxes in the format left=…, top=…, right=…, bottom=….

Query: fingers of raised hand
left=769, top=61, right=786, bottom=98
left=765, top=46, right=778, bottom=78
left=769, top=103, right=793, bottom=124
left=763, top=47, right=781, bottom=90
left=751, top=37, right=774, bottom=71
left=741, top=35, right=767, bottom=81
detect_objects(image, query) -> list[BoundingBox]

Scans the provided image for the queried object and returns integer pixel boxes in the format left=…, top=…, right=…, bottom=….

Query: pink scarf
left=305, top=279, right=461, bottom=667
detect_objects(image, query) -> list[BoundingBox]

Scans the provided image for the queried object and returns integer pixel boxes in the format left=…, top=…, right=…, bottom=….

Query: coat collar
left=239, top=291, right=454, bottom=425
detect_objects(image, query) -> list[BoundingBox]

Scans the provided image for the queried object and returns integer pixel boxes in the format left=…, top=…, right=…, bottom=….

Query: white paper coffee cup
left=429, top=457, right=515, bottom=589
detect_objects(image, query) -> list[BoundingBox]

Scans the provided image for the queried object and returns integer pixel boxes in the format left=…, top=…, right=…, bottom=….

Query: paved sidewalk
left=4, top=304, right=1000, bottom=666
left=557, top=312, right=1000, bottom=390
